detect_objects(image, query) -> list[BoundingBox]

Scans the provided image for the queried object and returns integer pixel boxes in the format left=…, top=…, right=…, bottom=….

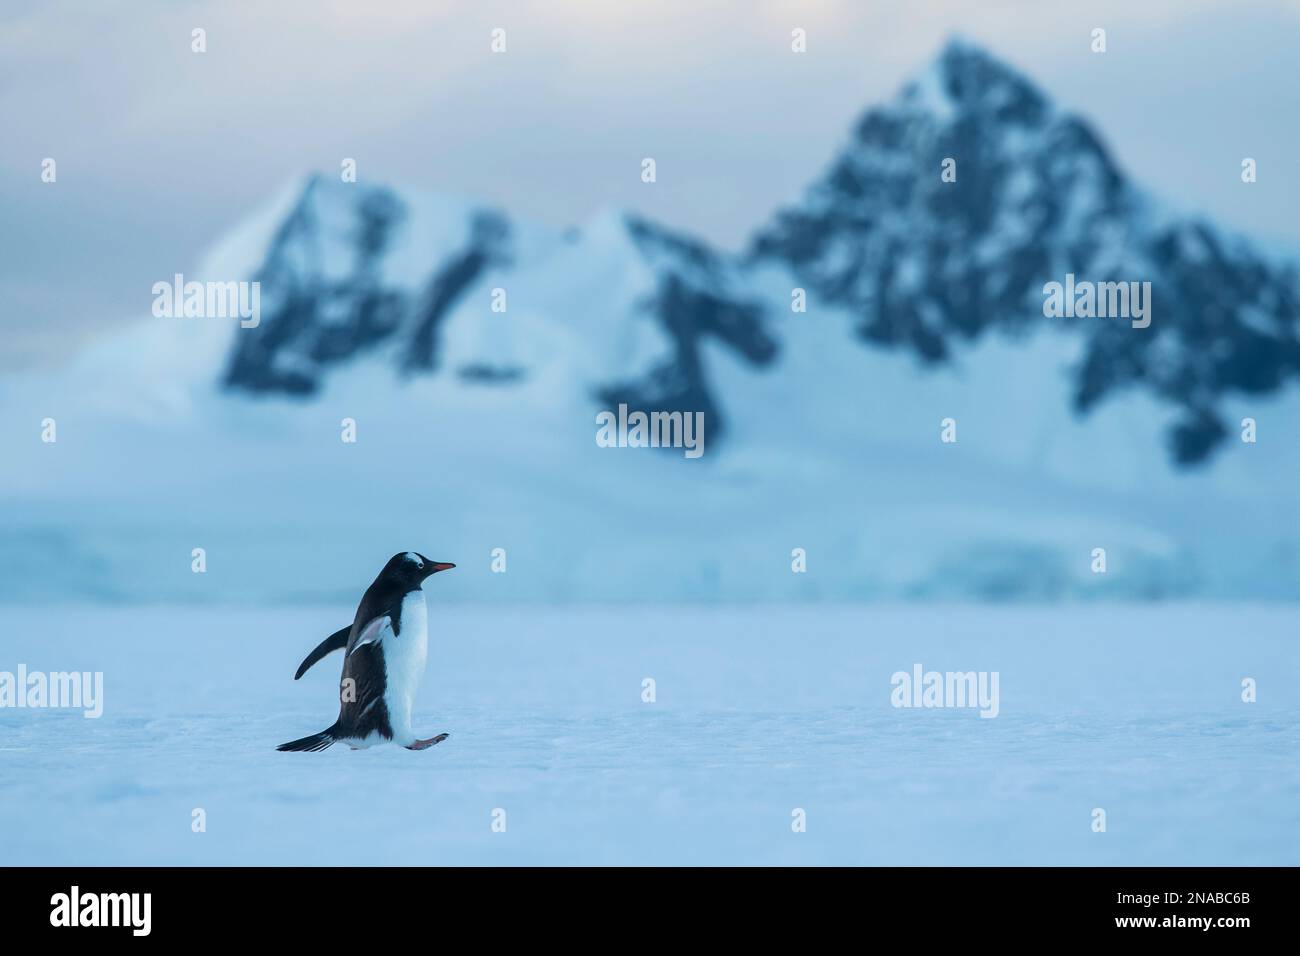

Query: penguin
left=277, top=552, right=455, bottom=752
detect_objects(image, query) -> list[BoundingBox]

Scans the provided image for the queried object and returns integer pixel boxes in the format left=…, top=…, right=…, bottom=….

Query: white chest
left=382, top=589, right=429, bottom=735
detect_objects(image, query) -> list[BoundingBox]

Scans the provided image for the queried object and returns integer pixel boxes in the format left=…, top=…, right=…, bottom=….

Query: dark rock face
left=404, top=211, right=512, bottom=374
left=751, top=40, right=1123, bottom=362
left=752, top=39, right=1300, bottom=464
left=219, top=182, right=778, bottom=451
left=1075, top=221, right=1300, bottom=464
left=223, top=177, right=410, bottom=395
left=222, top=177, right=514, bottom=396
left=601, top=216, right=777, bottom=445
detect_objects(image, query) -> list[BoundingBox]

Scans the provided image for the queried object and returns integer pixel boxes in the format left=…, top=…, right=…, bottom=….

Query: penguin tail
left=276, top=727, right=337, bottom=753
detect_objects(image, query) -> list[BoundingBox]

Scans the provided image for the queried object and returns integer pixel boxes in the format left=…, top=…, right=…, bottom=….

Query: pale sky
left=3, top=0, right=1299, bottom=369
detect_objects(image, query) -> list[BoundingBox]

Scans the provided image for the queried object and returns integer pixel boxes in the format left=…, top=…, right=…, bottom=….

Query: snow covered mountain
left=216, top=40, right=1300, bottom=469
left=753, top=39, right=1300, bottom=465
left=216, top=173, right=777, bottom=446
left=2, top=39, right=1299, bottom=605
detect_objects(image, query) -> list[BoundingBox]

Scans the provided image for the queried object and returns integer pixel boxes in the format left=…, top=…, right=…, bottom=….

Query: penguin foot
left=407, top=733, right=449, bottom=751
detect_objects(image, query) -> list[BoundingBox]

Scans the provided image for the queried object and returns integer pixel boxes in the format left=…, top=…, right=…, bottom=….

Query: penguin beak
left=426, top=562, right=456, bottom=576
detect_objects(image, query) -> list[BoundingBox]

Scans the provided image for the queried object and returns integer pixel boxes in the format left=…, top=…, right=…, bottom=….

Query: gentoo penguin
left=277, top=552, right=455, bottom=752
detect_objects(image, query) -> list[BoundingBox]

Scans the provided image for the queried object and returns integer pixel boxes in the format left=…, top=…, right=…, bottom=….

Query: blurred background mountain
left=3, top=5, right=1299, bottom=604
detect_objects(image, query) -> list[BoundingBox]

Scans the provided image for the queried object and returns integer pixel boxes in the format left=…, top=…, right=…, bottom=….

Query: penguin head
left=383, top=551, right=455, bottom=586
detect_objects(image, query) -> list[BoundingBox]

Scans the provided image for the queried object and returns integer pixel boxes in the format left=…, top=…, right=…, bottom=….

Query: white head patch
left=404, top=551, right=423, bottom=568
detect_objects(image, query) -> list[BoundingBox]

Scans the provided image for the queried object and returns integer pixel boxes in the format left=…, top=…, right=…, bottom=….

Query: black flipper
left=277, top=727, right=337, bottom=752
left=294, top=626, right=351, bottom=680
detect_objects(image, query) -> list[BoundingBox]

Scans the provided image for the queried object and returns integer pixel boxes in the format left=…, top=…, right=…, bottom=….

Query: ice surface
left=1, top=604, right=1295, bottom=865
